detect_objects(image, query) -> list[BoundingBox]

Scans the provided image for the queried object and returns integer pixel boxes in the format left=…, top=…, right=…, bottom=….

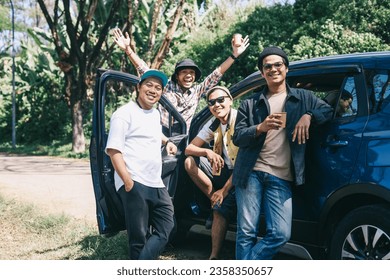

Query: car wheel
left=329, top=204, right=390, bottom=260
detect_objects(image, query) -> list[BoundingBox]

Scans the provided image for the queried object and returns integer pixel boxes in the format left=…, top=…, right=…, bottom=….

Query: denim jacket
left=232, top=85, right=333, bottom=187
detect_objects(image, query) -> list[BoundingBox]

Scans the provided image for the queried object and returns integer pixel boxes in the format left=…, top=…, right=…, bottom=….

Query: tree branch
left=127, top=0, right=139, bottom=54
left=145, top=0, right=163, bottom=65
left=151, top=0, right=185, bottom=69
left=88, top=0, right=122, bottom=72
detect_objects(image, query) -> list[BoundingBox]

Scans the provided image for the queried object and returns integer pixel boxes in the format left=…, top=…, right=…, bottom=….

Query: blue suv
left=90, top=51, right=390, bottom=259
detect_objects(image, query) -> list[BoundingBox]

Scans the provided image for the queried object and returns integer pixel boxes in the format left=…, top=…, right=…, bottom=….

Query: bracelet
left=230, top=54, right=238, bottom=60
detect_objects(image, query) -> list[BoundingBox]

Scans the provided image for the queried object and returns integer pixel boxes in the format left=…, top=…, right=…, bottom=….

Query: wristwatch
left=306, top=111, right=314, bottom=119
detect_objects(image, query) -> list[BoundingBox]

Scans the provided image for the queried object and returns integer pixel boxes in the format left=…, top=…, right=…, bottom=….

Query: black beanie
left=257, top=46, right=289, bottom=70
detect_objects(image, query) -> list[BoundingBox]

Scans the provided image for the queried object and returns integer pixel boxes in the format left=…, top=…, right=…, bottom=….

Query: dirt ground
left=0, top=153, right=97, bottom=224
left=1, top=153, right=300, bottom=260
left=0, top=153, right=231, bottom=260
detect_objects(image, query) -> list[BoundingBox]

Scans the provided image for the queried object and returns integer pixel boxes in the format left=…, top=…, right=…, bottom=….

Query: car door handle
left=326, top=140, right=348, bottom=147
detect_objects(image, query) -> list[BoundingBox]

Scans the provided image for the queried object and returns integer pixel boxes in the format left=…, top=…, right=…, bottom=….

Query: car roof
left=289, top=51, right=390, bottom=69
left=241, top=51, right=390, bottom=82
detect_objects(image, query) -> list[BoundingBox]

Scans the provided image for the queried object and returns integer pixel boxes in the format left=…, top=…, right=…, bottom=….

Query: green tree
left=165, top=1, right=269, bottom=86
left=35, top=0, right=201, bottom=153
left=292, top=19, right=389, bottom=60
left=331, top=0, right=390, bottom=43
left=0, top=32, right=68, bottom=144
left=293, top=0, right=390, bottom=44
left=35, top=0, right=127, bottom=153
left=1, top=0, right=220, bottom=150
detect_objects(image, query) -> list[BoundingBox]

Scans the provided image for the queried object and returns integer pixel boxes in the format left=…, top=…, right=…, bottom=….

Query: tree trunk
left=71, top=99, right=86, bottom=153
left=127, top=0, right=139, bottom=55
left=151, top=0, right=185, bottom=69
left=65, top=71, right=86, bottom=153
left=145, top=0, right=163, bottom=64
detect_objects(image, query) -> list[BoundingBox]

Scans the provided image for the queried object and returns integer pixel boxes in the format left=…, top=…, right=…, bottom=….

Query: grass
left=0, top=143, right=196, bottom=260
left=0, top=194, right=129, bottom=260
left=0, top=141, right=89, bottom=159
left=0, top=194, right=187, bottom=260
left=0, top=142, right=187, bottom=260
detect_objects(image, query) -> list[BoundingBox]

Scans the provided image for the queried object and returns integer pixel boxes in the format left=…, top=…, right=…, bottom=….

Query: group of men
left=106, top=28, right=333, bottom=260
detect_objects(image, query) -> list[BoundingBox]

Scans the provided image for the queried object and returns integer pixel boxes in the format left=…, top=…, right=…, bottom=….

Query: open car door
left=89, top=69, right=187, bottom=235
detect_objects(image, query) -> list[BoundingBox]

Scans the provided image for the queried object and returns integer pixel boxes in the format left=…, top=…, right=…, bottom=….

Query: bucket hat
left=171, top=58, right=202, bottom=83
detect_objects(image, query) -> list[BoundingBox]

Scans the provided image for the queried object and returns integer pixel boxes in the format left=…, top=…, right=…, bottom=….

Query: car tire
left=329, top=204, right=390, bottom=260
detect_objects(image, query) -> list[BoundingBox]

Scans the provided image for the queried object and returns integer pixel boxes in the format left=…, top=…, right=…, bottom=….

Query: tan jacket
left=212, top=109, right=239, bottom=167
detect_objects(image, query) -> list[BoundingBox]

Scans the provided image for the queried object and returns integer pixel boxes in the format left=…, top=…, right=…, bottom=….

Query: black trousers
left=118, top=181, right=174, bottom=260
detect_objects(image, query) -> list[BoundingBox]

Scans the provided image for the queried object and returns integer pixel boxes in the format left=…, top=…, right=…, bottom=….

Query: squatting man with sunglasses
left=184, top=86, right=238, bottom=260
left=112, top=28, right=250, bottom=136
left=232, top=46, right=333, bottom=260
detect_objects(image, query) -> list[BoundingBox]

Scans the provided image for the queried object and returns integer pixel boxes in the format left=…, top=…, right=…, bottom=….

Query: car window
left=336, top=76, right=358, bottom=118
left=368, top=70, right=390, bottom=113
left=288, top=72, right=358, bottom=119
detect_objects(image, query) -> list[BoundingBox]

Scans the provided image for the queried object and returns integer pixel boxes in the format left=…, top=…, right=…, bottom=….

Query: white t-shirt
left=105, top=101, right=164, bottom=191
left=197, top=118, right=234, bottom=170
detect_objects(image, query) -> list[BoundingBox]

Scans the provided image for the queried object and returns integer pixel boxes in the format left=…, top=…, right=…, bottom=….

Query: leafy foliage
left=292, top=19, right=389, bottom=60
left=0, top=37, right=69, bottom=144
left=175, top=0, right=390, bottom=88
left=1, top=0, right=390, bottom=151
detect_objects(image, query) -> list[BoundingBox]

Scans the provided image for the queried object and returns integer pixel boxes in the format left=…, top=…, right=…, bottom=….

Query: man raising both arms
left=113, top=28, right=249, bottom=135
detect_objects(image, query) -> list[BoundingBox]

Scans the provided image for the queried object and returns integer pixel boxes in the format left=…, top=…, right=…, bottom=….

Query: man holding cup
left=184, top=86, right=238, bottom=260
left=232, top=46, right=333, bottom=260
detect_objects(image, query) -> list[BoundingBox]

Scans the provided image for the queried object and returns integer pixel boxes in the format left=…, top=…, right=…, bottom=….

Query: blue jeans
left=236, top=171, right=292, bottom=260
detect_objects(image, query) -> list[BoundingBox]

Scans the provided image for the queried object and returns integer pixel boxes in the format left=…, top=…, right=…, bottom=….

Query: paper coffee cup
left=212, top=163, right=221, bottom=176
left=278, top=112, right=287, bottom=128
left=232, top=33, right=243, bottom=47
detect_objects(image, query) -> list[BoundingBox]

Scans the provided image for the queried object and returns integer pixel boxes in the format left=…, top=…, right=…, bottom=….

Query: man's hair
left=341, top=90, right=353, bottom=101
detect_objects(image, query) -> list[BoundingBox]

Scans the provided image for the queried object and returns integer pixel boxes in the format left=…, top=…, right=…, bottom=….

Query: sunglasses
left=263, top=61, right=284, bottom=71
left=207, top=95, right=230, bottom=106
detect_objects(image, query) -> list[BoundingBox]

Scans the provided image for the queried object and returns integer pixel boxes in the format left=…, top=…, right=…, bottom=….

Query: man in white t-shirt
left=184, top=86, right=238, bottom=260
left=105, top=69, right=177, bottom=260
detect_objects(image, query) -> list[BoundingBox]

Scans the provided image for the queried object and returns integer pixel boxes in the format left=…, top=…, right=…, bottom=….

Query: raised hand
left=113, top=28, right=130, bottom=51
left=232, top=35, right=250, bottom=57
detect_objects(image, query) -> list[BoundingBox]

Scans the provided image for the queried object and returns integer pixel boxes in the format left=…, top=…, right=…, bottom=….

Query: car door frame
left=89, top=69, right=186, bottom=235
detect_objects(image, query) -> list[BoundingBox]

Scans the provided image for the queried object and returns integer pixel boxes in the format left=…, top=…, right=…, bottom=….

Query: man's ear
left=135, top=84, right=140, bottom=97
